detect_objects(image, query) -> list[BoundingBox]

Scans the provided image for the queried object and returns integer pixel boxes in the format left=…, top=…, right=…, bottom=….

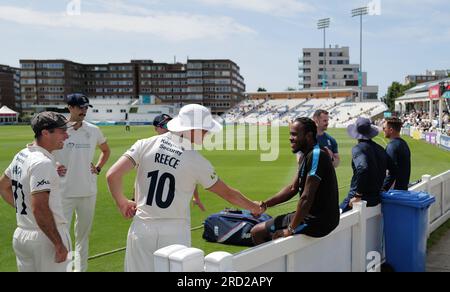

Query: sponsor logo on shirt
left=66, top=142, right=91, bottom=149
left=36, top=179, right=50, bottom=187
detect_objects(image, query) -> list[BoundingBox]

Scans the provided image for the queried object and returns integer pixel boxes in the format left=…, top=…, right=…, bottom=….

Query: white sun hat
left=167, top=104, right=223, bottom=133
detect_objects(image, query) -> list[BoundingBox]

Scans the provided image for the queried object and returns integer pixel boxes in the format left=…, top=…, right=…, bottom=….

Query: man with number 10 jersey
left=107, top=104, right=261, bottom=272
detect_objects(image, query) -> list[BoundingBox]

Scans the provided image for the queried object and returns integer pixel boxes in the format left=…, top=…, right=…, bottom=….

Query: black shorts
left=264, top=212, right=309, bottom=235
left=265, top=212, right=337, bottom=238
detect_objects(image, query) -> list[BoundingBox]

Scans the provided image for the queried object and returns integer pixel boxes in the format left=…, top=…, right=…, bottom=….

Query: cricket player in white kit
left=107, top=104, right=261, bottom=272
left=53, top=94, right=111, bottom=272
left=0, top=112, right=72, bottom=272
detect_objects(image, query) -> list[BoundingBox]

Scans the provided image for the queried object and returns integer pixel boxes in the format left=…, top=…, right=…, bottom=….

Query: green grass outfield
left=1, top=125, right=449, bottom=272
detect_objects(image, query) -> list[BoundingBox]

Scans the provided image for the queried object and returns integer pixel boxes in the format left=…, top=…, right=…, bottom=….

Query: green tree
left=257, top=87, right=267, bottom=92
left=286, top=87, right=296, bottom=91
left=386, top=81, right=416, bottom=111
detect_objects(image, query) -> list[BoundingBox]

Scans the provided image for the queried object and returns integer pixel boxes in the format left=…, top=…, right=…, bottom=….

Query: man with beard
left=54, top=94, right=111, bottom=272
left=251, top=117, right=340, bottom=244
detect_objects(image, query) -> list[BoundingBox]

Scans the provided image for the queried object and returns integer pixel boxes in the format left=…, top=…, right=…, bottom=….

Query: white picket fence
left=154, top=171, right=450, bottom=272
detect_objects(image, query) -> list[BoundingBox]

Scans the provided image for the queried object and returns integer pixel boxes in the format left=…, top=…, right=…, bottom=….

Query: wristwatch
left=96, top=166, right=101, bottom=174
left=287, top=224, right=295, bottom=234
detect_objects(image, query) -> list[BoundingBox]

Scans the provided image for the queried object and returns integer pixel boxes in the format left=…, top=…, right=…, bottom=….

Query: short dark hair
left=313, top=109, right=329, bottom=119
left=385, top=117, right=402, bottom=132
left=35, top=128, right=55, bottom=140
left=294, top=117, right=317, bottom=143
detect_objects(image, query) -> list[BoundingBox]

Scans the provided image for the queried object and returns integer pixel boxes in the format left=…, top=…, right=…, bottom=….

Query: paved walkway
left=427, top=229, right=450, bottom=272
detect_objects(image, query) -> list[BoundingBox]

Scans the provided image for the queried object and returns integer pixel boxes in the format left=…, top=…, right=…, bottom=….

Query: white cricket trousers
left=62, top=196, right=96, bottom=272
left=125, top=217, right=191, bottom=272
left=13, top=225, right=72, bottom=272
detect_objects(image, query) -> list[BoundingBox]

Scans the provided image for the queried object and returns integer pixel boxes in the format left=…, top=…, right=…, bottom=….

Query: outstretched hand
left=250, top=201, right=265, bottom=218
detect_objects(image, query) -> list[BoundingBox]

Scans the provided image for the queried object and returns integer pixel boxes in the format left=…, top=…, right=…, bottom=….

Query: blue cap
left=153, top=114, right=172, bottom=128
left=67, top=93, right=92, bottom=108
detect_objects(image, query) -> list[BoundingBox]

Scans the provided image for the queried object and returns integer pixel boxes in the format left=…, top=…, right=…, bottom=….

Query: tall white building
left=299, top=45, right=378, bottom=100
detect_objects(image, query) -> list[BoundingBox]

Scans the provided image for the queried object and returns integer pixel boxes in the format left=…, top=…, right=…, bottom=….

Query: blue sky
left=0, top=0, right=449, bottom=96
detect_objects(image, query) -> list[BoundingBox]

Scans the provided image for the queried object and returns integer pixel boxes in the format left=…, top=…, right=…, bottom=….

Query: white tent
left=0, top=105, right=19, bottom=124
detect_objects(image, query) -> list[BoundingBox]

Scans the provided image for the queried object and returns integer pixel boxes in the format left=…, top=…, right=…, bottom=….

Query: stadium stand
left=222, top=97, right=387, bottom=128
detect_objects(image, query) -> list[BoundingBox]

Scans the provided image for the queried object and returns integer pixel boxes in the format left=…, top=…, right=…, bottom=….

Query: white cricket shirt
left=5, top=144, right=67, bottom=229
left=54, top=121, right=106, bottom=198
left=123, top=132, right=218, bottom=221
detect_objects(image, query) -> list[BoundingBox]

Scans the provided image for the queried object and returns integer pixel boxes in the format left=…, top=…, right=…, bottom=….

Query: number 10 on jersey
left=146, top=171, right=175, bottom=209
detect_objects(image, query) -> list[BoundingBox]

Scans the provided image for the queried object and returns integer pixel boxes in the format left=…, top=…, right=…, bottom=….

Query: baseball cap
left=67, top=93, right=93, bottom=108
left=31, top=111, right=70, bottom=135
left=167, top=104, right=222, bottom=133
left=153, top=114, right=172, bottom=128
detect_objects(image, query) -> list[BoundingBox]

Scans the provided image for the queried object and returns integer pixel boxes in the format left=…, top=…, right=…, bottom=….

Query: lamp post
left=317, top=18, right=330, bottom=90
left=352, top=6, right=368, bottom=101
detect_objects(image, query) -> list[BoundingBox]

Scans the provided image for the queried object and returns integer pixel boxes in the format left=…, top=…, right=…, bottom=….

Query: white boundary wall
left=154, top=171, right=450, bottom=272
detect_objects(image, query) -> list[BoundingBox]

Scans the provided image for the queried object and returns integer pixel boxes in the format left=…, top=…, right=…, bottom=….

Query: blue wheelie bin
left=381, top=190, right=435, bottom=272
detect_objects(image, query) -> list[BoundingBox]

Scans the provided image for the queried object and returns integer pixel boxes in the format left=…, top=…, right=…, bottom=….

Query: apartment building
left=19, top=59, right=245, bottom=114
left=0, top=65, right=21, bottom=111
left=83, top=63, right=137, bottom=99
left=299, top=46, right=378, bottom=100
left=137, top=60, right=187, bottom=103
left=20, top=60, right=84, bottom=114
left=186, top=59, right=246, bottom=114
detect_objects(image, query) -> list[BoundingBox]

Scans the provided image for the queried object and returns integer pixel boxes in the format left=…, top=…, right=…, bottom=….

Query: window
left=37, top=63, right=64, bottom=69
left=21, top=63, right=35, bottom=69
left=329, top=52, right=343, bottom=57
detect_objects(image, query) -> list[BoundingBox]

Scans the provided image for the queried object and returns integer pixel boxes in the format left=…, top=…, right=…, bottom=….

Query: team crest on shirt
left=12, top=165, right=22, bottom=178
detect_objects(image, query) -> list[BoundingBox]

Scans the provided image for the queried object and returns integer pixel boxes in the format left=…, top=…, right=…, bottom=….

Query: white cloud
left=197, top=0, right=314, bottom=17
left=0, top=5, right=256, bottom=41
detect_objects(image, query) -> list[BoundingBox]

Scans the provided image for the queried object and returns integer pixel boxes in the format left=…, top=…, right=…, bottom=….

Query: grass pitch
left=0, top=125, right=449, bottom=271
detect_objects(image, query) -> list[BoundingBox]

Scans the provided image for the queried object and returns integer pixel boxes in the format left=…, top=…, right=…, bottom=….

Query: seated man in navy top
left=251, top=117, right=340, bottom=244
